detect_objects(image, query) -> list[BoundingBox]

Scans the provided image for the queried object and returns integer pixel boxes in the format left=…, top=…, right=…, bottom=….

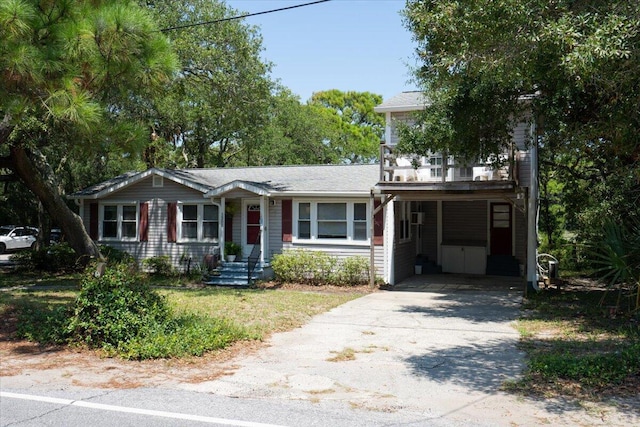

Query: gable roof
left=374, top=91, right=429, bottom=113
left=70, top=164, right=380, bottom=200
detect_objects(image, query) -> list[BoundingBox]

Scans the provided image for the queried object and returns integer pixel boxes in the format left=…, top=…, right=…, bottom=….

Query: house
left=69, top=164, right=385, bottom=283
left=70, top=91, right=539, bottom=290
left=373, top=91, right=538, bottom=291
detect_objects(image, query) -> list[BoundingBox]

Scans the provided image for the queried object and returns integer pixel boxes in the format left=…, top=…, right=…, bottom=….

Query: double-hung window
left=178, top=203, right=219, bottom=242
left=295, top=201, right=368, bottom=243
left=100, top=203, right=138, bottom=241
left=429, top=156, right=443, bottom=178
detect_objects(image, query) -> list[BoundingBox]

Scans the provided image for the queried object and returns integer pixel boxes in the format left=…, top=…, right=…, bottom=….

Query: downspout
left=526, top=120, right=539, bottom=293
left=220, top=196, right=226, bottom=260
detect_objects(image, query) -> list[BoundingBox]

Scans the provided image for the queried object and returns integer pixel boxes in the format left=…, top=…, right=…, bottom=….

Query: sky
left=225, top=0, right=419, bottom=102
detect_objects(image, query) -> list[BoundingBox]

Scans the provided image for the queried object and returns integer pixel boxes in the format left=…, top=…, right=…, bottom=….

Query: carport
left=392, top=273, right=525, bottom=293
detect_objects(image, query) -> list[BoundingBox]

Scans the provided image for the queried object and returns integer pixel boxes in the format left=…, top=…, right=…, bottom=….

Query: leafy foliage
left=144, top=0, right=273, bottom=168
left=67, top=265, right=171, bottom=348
left=271, top=250, right=371, bottom=286
left=309, top=90, right=384, bottom=163
left=11, top=243, right=81, bottom=272
left=142, top=256, right=176, bottom=276
left=402, top=0, right=640, bottom=279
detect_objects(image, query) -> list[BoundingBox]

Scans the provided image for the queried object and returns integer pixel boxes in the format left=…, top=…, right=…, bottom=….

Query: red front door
left=246, top=204, right=261, bottom=245
left=490, top=203, right=512, bottom=255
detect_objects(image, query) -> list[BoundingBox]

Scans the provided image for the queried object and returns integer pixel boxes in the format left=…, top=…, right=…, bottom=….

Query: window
left=318, top=203, right=347, bottom=239
left=399, top=202, right=410, bottom=241
left=294, top=201, right=369, bottom=243
left=459, top=167, right=474, bottom=178
left=178, top=203, right=219, bottom=242
left=100, top=203, right=138, bottom=240
left=429, top=156, right=442, bottom=178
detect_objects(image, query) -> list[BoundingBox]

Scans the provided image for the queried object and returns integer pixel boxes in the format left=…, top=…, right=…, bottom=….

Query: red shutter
left=139, top=202, right=149, bottom=242
left=373, top=199, right=383, bottom=246
left=282, top=199, right=292, bottom=242
left=167, top=202, right=177, bottom=243
left=89, top=202, right=98, bottom=240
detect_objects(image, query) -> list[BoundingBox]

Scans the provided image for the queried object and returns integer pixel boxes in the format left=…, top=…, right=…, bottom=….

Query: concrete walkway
left=183, top=275, right=637, bottom=426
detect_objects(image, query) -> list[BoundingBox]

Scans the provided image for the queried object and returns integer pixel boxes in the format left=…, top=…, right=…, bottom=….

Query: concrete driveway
left=182, top=275, right=637, bottom=426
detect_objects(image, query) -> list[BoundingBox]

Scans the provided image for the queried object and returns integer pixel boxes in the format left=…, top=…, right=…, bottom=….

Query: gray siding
left=512, top=120, right=531, bottom=151
left=515, top=204, right=527, bottom=266
left=518, top=151, right=532, bottom=188
left=268, top=199, right=283, bottom=259
left=442, top=201, right=488, bottom=245
left=83, top=177, right=217, bottom=269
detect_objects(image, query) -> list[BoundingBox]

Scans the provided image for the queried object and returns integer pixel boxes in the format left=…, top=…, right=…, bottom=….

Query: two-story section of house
left=373, top=91, right=539, bottom=289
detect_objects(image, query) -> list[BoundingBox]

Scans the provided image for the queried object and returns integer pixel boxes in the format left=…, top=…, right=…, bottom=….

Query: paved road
left=2, top=282, right=639, bottom=426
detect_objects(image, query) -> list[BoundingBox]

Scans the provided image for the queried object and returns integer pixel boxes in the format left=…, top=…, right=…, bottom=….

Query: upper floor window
left=294, top=201, right=369, bottom=243
left=100, top=203, right=138, bottom=241
left=178, top=203, right=219, bottom=242
left=428, top=156, right=443, bottom=178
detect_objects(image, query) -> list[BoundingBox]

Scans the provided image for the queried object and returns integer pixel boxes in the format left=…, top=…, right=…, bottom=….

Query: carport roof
left=70, top=164, right=381, bottom=199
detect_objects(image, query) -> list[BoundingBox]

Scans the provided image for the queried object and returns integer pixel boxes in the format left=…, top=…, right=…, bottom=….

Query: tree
left=401, top=0, right=640, bottom=253
left=249, top=88, right=340, bottom=166
left=144, top=0, right=273, bottom=168
left=0, top=0, right=177, bottom=260
left=309, top=90, right=384, bottom=163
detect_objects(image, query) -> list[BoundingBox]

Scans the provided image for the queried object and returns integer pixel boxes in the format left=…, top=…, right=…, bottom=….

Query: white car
left=0, top=226, right=38, bottom=254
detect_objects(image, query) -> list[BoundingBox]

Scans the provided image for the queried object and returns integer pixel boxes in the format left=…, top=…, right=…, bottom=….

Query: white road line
left=1, top=391, right=288, bottom=427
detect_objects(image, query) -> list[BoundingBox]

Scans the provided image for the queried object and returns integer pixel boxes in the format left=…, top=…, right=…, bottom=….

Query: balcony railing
left=379, top=144, right=517, bottom=184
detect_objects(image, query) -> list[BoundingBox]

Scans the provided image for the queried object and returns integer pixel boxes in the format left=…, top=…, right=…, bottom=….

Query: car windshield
left=0, top=227, right=13, bottom=236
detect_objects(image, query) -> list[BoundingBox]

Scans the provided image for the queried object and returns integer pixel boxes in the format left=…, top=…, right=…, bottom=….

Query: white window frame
left=177, top=201, right=220, bottom=243
left=292, top=200, right=370, bottom=245
left=99, top=202, right=139, bottom=241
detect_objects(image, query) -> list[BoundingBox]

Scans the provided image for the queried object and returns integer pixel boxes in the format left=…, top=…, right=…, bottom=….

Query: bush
left=271, top=249, right=370, bottom=286
left=67, top=264, right=171, bottom=348
left=142, top=256, right=176, bottom=276
left=99, top=245, right=136, bottom=266
left=11, top=242, right=81, bottom=272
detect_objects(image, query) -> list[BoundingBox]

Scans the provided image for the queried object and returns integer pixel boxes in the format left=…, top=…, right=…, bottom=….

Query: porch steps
left=486, top=255, right=521, bottom=277
left=202, top=261, right=262, bottom=287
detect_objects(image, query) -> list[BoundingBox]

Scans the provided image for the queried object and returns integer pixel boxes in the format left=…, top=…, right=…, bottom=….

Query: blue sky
left=225, top=0, right=419, bottom=102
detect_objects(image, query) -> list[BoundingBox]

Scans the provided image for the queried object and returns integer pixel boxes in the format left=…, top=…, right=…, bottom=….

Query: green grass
left=509, top=282, right=640, bottom=398
left=0, top=270, right=364, bottom=360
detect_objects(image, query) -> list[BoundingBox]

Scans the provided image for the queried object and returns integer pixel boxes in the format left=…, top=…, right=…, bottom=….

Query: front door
left=243, top=200, right=261, bottom=259
left=490, top=203, right=512, bottom=255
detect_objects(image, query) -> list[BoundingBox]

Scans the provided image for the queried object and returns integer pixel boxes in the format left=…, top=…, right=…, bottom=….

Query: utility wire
left=160, top=0, right=332, bottom=32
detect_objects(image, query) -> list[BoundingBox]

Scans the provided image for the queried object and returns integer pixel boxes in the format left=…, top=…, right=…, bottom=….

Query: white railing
left=380, top=145, right=515, bottom=184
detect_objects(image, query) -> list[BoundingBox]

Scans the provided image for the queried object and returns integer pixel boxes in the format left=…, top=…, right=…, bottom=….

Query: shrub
left=67, top=264, right=171, bottom=348
left=142, top=256, right=176, bottom=276
left=99, top=245, right=136, bottom=266
left=11, top=243, right=81, bottom=272
left=335, top=256, right=370, bottom=285
left=272, top=249, right=370, bottom=286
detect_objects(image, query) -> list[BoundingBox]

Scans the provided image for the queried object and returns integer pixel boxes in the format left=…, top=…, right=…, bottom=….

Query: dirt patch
left=0, top=336, right=267, bottom=390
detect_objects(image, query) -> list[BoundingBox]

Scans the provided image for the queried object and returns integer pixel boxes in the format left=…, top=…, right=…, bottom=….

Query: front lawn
left=0, top=270, right=368, bottom=360
left=508, top=279, right=640, bottom=399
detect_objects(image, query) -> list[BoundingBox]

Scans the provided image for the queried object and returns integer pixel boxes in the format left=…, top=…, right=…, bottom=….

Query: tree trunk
left=9, top=146, right=103, bottom=263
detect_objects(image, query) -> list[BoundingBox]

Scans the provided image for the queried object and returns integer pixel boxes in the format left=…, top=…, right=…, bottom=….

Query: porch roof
left=374, top=180, right=521, bottom=200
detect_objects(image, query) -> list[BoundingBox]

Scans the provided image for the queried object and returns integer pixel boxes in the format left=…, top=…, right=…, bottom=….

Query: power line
left=160, top=0, right=332, bottom=33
